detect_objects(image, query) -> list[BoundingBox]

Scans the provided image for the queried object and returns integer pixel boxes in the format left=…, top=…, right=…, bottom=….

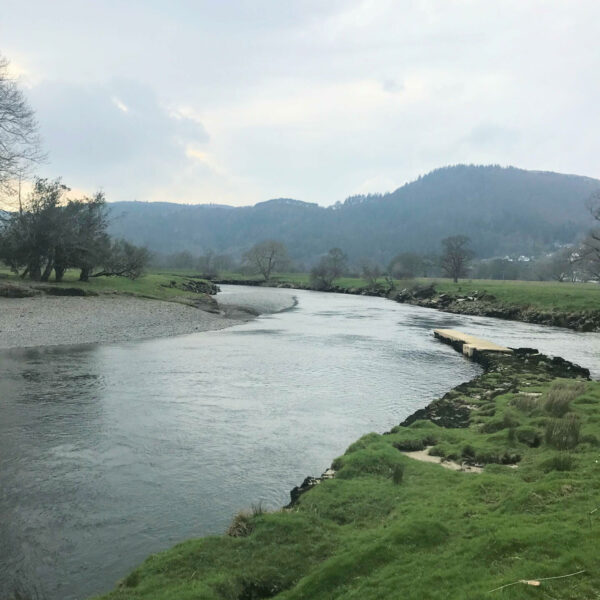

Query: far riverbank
left=215, top=275, right=600, bottom=332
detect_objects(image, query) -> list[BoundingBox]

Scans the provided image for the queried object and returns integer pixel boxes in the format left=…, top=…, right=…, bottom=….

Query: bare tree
left=440, top=235, right=473, bottom=283
left=577, top=191, right=600, bottom=280
left=243, top=240, right=289, bottom=281
left=0, top=55, right=43, bottom=201
left=310, top=247, right=348, bottom=289
left=360, top=259, right=382, bottom=289
left=537, top=248, right=577, bottom=282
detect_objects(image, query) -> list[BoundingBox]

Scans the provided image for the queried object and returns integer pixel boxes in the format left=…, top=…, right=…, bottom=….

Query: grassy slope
left=97, top=357, right=600, bottom=600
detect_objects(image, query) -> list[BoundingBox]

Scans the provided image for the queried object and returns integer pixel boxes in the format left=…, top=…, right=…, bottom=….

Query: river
left=1, top=286, right=598, bottom=600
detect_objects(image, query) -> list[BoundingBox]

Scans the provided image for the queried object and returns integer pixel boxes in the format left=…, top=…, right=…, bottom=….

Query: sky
left=2, top=0, right=600, bottom=207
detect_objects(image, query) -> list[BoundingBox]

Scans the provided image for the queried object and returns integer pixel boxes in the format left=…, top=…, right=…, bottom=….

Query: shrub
left=392, top=463, right=405, bottom=485
left=545, top=415, right=581, bottom=450
left=462, top=444, right=476, bottom=459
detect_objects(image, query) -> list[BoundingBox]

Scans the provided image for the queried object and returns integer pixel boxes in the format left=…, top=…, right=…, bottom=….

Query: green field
left=432, top=278, right=600, bottom=312
left=96, top=355, right=600, bottom=599
left=0, top=267, right=215, bottom=303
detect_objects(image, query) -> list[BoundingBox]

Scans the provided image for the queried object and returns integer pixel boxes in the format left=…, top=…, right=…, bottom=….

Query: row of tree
left=236, top=236, right=473, bottom=287
left=0, top=179, right=149, bottom=281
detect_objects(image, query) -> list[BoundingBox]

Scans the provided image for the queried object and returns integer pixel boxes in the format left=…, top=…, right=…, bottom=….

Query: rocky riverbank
left=390, top=285, right=600, bottom=332
left=286, top=340, right=591, bottom=507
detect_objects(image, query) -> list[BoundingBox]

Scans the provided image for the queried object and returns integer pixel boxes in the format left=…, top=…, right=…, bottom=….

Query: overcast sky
left=2, top=0, right=599, bottom=206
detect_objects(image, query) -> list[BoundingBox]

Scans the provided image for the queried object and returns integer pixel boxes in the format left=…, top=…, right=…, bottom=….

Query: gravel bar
left=0, top=286, right=296, bottom=350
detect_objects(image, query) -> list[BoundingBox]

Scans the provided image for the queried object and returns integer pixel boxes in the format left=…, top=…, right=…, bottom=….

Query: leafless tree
left=360, top=259, right=382, bottom=289
left=0, top=55, right=43, bottom=202
left=440, top=235, right=473, bottom=283
left=243, top=240, right=289, bottom=281
left=537, top=247, right=577, bottom=282
left=310, top=247, right=348, bottom=289
left=577, top=191, right=600, bottom=280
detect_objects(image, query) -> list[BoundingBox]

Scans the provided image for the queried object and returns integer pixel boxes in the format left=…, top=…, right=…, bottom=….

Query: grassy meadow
left=0, top=267, right=214, bottom=303
left=97, top=356, right=600, bottom=599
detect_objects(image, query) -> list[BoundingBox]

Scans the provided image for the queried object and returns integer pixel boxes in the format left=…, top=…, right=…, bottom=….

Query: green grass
left=0, top=267, right=214, bottom=303
left=432, top=278, right=600, bottom=312
left=96, top=361, right=600, bottom=600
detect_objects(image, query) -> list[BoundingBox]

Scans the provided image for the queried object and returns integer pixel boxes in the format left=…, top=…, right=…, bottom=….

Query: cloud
left=2, top=0, right=600, bottom=205
left=28, top=79, right=210, bottom=199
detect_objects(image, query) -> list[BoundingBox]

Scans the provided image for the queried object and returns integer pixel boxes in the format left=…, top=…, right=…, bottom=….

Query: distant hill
left=107, top=165, right=600, bottom=264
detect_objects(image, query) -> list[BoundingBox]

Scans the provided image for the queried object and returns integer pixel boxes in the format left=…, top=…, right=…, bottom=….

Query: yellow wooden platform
left=433, top=329, right=513, bottom=357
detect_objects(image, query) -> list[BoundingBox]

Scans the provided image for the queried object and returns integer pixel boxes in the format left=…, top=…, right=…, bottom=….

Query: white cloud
left=1, top=0, right=599, bottom=205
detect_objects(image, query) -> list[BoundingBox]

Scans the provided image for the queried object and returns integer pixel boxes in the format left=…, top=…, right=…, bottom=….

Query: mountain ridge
left=107, top=165, right=600, bottom=263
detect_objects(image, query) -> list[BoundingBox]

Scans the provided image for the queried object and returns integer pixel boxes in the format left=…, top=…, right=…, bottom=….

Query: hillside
left=107, top=165, right=600, bottom=264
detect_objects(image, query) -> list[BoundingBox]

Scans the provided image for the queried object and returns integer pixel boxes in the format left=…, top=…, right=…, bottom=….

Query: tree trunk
left=55, top=265, right=66, bottom=282
left=79, top=267, right=90, bottom=282
left=40, top=257, right=54, bottom=282
left=28, top=260, right=41, bottom=281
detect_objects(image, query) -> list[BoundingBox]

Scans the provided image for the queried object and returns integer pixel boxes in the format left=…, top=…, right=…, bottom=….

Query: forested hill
left=107, top=165, right=600, bottom=264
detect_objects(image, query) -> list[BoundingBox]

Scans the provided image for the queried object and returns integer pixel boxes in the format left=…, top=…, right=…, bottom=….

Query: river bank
left=215, top=276, right=600, bottom=332
left=0, top=285, right=296, bottom=349
left=96, top=335, right=599, bottom=599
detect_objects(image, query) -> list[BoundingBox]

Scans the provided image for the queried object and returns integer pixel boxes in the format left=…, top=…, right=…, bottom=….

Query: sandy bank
left=0, top=286, right=296, bottom=350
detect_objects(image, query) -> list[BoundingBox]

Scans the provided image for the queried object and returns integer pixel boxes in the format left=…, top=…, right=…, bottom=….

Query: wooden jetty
left=433, top=329, right=513, bottom=358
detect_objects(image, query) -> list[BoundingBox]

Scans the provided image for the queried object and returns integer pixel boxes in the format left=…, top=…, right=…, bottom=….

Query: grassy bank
left=0, top=268, right=217, bottom=304
left=96, top=349, right=599, bottom=600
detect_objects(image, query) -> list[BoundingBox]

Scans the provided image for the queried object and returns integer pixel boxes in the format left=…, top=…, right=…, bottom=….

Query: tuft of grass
left=511, top=394, right=541, bottom=415
left=226, top=510, right=254, bottom=538
left=515, top=426, right=542, bottom=447
left=540, top=453, right=576, bottom=473
left=391, top=464, right=405, bottom=485
left=543, top=380, right=587, bottom=417
left=545, top=414, right=581, bottom=450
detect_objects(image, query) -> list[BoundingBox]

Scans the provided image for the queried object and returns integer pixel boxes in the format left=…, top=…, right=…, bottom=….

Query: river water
left=1, top=286, right=598, bottom=600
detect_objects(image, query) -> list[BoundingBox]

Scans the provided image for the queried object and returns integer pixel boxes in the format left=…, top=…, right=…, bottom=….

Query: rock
left=181, top=279, right=220, bottom=295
